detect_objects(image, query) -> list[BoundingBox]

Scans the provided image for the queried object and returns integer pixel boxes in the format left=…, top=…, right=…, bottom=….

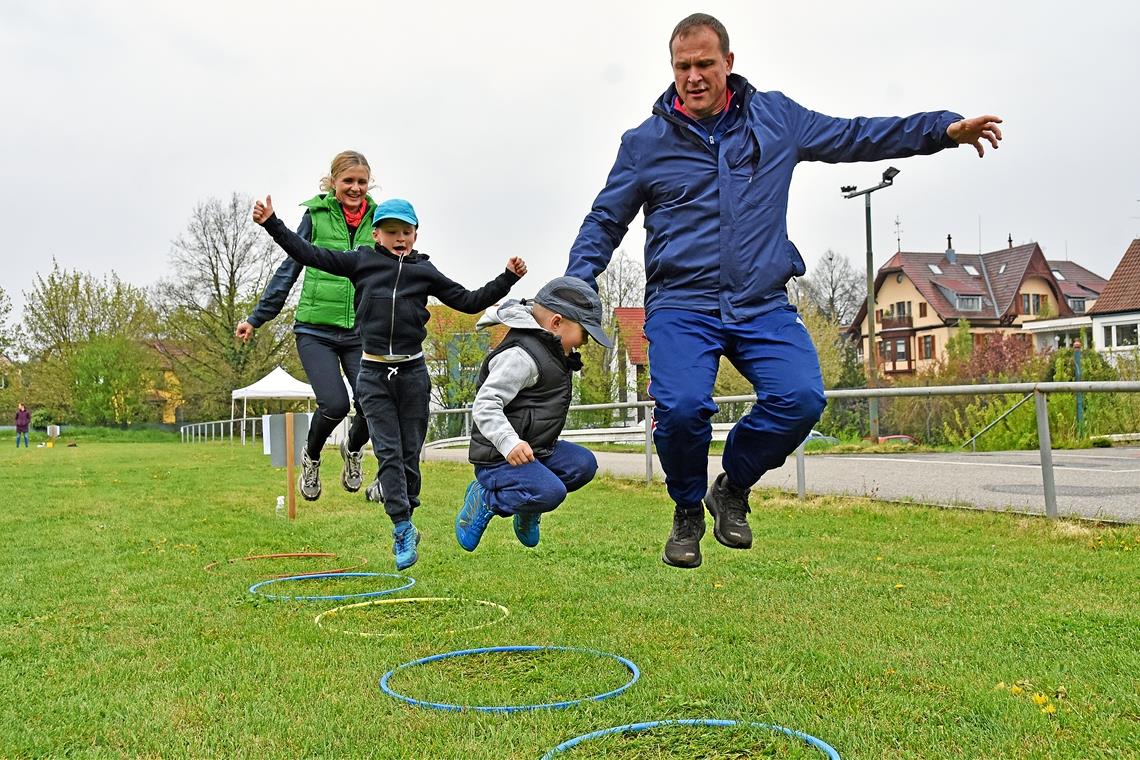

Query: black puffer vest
left=468, top=329, right=577, bottom=465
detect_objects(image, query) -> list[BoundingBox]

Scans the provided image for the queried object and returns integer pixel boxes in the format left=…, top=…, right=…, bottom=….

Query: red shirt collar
left=673, top=87, right=733, bottom=120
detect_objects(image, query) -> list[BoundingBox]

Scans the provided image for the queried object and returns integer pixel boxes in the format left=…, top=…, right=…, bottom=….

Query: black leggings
left=295, top=332, right=370, bottom=459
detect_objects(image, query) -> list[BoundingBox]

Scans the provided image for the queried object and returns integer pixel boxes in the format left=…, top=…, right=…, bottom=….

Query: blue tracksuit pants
left=644, top=306, right=826, bottom=508
left=475, top=440, right=598, bottom=516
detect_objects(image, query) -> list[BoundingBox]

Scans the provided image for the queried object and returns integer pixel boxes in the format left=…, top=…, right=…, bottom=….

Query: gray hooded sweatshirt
left=471, top=300, right=551, bottom=458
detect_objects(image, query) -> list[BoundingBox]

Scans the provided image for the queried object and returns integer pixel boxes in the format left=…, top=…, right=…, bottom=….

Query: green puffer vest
left=294, top=193, right=376, bottom=328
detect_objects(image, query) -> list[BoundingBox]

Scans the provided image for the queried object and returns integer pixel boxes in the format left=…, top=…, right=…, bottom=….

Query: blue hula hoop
left=379, top=645, right=639, bottom=713
left=248, top=572, right=415, bottom=601
left=541, top=719, right=841, bottom=759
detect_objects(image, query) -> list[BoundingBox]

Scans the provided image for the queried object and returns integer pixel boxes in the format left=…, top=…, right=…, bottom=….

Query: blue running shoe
left=455, top=480, right=495, bottom=551
left=513, top=513, right=541, bottom=548
left=392, top=520, right=420, bottom=570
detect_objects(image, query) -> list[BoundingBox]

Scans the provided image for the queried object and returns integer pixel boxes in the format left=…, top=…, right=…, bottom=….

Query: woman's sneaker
left=298, top=450, right=322, bottom=501
left=455, top=481, right=495, bottom=551
left=365, top=477, right=384, bottom=504
left=339, top=441, right=364, bottom=492
left=513, top=513, right=541, bottom=548
left=392, top=520, right=421, bottom=570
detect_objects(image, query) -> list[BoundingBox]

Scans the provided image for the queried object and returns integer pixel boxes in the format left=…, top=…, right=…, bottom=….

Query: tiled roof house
left=1087, top=239, right=1140, bottom=359
left=847, top=237, right=1091, bottom=374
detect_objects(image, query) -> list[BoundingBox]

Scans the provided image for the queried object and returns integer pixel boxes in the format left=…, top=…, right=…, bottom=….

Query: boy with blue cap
left=253, top=195, right=527, bottom=569
left=455, top=276, right=610, bottom=551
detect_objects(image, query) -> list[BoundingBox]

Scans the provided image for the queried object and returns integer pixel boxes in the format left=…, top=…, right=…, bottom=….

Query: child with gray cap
left=455, top=276, right=611, bottom=551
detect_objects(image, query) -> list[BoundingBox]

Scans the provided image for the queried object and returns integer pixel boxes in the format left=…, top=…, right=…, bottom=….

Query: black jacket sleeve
left=247, top=214, right=312, bottom=326
left=259, top=213, right=360, bottom=279
left=430, top=266, right=521, bottom=313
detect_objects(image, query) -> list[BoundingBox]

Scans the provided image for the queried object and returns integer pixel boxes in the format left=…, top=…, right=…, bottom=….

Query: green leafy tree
left=18, top=261, right=156, bottom=422
left=70, top=336, right=157, bottom=425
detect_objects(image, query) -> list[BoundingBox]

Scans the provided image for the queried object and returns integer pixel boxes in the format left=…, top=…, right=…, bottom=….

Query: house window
left=999, top=263, right=1007, bottom=274
left=1052, top=269, right=1066, bottom=281
left=1021, top=294, right=1031, bottom=314
left=875, top=309, right=882, bottom=323
left=928, top=264, right=943, bottom=275
left=957, top=296, right=981, bottom=311
left=1032, top=294, right=1045, bottom=313
left=920, top=335, right=935, bottom=359
left=919, top=302, right=927, bottom=318
left=1119, top=324, right=1139, bottom=347
left=894, top=301, right=911, bottom=317
left=963, top=264, right=979, bottom=276
left=895, top=338, right=908, bottom=361
left=1104, top=325, right=1114, bottom=347
left=1068, top=298, right=1086, bottom=313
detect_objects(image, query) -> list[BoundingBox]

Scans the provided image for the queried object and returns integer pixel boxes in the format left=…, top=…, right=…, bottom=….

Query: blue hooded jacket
left=567, top=74, right=962, bottom=322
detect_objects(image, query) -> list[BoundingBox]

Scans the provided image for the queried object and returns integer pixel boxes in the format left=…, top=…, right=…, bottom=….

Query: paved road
left=425, top=445, right=1140, bottom=524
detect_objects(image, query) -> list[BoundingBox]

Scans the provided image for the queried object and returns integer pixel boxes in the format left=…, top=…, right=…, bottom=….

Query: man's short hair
left=669, top=13, right=730, bottom=58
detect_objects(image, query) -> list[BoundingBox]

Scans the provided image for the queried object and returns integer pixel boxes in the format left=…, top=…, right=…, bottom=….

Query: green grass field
left=1, top=442, right=1137, bottom=759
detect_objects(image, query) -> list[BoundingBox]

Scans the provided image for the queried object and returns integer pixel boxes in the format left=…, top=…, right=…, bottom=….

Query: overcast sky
left=3, top=1, right=1139, bottom=322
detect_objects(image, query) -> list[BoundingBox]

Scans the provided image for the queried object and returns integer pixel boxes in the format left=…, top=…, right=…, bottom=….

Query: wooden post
left=285, top=412, right=297, bottom=521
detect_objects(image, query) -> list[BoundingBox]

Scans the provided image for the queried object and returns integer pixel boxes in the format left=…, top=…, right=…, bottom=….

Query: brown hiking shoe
left=662, top=508, right=706, bottom=569
left=705, top=473, right=752, bottom=549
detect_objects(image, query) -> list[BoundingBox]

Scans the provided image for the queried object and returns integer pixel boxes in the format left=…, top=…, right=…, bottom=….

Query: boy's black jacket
left=260, top=214, right=520, bottom=357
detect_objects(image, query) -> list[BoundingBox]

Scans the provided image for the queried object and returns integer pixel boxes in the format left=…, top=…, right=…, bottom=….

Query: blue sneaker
left=455, top=480, right=495, bottom=552
left=392, top=520, right=420, bottom=570
left=513, top=513, right=541, bottom=548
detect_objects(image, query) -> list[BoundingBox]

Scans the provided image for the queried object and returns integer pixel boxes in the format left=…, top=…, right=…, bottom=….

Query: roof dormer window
left=963, top=265, right=979, bottom=276
left=956, top=296, right=982, bottom=311
left=1052, top=269, right=1066, bottom=280
left=928, top=264, right=943, bottom=275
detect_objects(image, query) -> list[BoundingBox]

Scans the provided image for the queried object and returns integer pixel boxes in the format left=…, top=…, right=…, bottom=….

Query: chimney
left=1008, top=233, right=1013, bottom=249
left=944, top=234, right=957, bottom=264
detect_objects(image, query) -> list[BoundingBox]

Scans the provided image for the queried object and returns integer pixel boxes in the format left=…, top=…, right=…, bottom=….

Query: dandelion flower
left=1032, top=693, right=1049, bottom=706
left=894, top=584, right=905, bottom=590
left=1010, top=685, right=1024, bottom=697
left=1041, top=704, right=1057, bottom=715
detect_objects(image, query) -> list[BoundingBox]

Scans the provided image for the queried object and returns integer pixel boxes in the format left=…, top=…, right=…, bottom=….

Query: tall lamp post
left=841, top=166, right=900, bottom=442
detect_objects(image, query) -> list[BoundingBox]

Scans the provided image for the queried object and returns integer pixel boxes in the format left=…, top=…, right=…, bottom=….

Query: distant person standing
left=15, top=403, right=30, bottom=448
left=236, top=150, right=378, bottom=503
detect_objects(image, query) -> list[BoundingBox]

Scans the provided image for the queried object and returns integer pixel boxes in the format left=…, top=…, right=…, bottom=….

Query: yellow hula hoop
left=314, top=597, right=511, bottom=638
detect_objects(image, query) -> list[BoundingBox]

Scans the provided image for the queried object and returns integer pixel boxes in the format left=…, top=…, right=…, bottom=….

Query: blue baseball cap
left=372, top=198, right=419, bottom=227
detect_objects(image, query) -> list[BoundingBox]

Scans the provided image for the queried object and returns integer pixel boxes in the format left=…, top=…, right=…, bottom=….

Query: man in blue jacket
left=566, top=13, right=1002, bottom=569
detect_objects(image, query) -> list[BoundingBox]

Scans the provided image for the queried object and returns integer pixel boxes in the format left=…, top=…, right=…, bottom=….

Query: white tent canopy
left=231, top=366, right=315, bottom=432
left=232, top=366, right=315, bottom=402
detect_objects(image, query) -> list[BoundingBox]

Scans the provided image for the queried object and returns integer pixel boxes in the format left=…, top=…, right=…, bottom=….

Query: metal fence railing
left=181, top=381, right=1140, bottom=520
left=180, top=416, right=264, bottom=445
left=422, top=380, right=1140, bottom=521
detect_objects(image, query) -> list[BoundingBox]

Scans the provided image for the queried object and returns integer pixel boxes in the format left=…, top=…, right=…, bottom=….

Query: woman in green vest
left=236, top=150, right=377, bottom=501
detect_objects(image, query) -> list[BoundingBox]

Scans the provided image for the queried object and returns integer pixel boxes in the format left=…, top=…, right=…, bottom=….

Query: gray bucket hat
left=532, top=276, right=613, bottom=348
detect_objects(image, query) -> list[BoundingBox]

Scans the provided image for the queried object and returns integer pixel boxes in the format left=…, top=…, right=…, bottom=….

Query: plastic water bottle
left=276, top=495, right=286, bottom=518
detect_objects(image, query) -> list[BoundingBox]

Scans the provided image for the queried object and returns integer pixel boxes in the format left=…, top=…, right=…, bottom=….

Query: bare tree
left=799, top=249, right=865, bottom=325
left=155, top=193, right=294, bottom=418
left=596, top=248, right=646, bottom=317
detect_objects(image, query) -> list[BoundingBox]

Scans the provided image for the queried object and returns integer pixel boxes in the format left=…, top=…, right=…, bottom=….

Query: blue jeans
left=475, top=440, right=598, bottom=515
left=16, top=432, right=28, bottom=448
left=644, top=306, right=826, bottom=507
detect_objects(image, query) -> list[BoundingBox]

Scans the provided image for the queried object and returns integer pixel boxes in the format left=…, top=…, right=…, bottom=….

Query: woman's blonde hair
left=319, top=150, right=372, bottom=192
